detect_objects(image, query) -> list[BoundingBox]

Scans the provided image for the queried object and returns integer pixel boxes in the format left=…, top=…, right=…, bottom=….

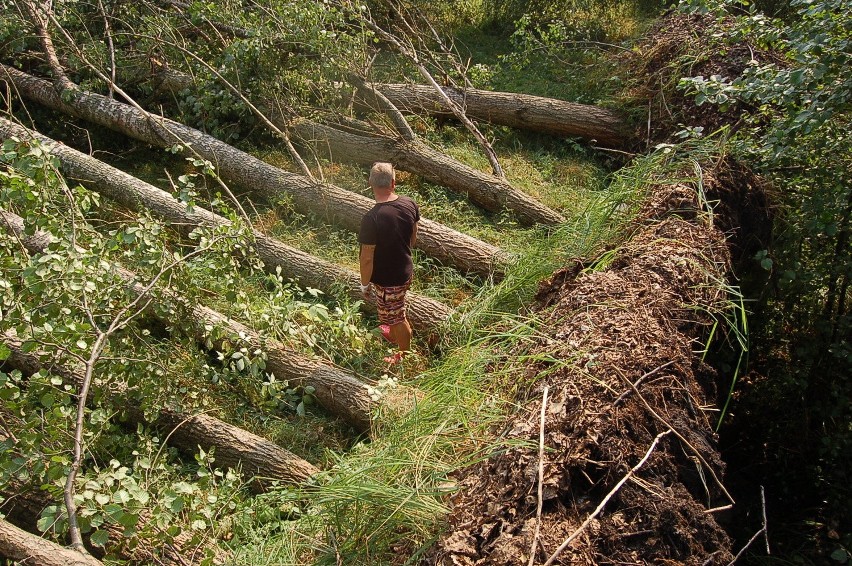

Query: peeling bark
left=378, top=83, right=629, bottom=147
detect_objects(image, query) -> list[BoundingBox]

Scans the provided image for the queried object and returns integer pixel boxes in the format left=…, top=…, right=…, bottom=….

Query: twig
left=612, top=360, right=675, bottom=407
left=359, top=12, right=504, bottom=178
left=726, top=486, right=769, bottom=564
left=97, top=0, right=115, bottom=99
left=45, top=14, right=255, bottom=230
left=145, top=407, right=218, bottom=488
left=616, top=370, right=735, bottom=507
left=527, top=385, right=549, bottom=566
left=542, top=429, right=672, bottom=566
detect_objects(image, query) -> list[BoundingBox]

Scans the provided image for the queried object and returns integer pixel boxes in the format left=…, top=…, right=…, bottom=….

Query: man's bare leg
left=389, top=319, right=412, bottom=352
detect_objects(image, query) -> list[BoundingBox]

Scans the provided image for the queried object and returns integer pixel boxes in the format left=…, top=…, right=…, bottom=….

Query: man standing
left=359, top=162, right=419, bottom=364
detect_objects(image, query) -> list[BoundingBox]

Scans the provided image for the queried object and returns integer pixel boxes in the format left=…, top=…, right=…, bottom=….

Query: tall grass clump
left=224, top=324, right=533, bottom=565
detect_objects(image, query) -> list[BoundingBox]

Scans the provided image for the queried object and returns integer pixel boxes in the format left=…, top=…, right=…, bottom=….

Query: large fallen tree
left=0, top=518, right=103, bottom=566
left=0, top=64, right=507, bottom=278
left=434, top=181, right=738, bottom=564
left=0, top=472, right=222, bottom=565
left=0, top=117, right=452, bottom=333
left=0, top=208, right=379, bottom=432
left=290, top=118, right=565, bottom=225
left=1, top=330, right=320, bottom=488
left=377, top=83, right=629, bottom=147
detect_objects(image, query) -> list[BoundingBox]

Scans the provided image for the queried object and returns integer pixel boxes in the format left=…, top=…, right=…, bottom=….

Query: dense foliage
left=680, top=0, right=851, bottom=557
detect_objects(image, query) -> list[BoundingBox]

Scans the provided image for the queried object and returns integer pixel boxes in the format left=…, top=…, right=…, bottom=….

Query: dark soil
left=625, top=12, right=785, bottom=146
left=431, top=179, right=741, bottom=564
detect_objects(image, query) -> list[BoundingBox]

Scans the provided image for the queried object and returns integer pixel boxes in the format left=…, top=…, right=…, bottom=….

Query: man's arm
left=360, top=244, right=376, bottom=295
left=410, top=222, right=418, bottom=248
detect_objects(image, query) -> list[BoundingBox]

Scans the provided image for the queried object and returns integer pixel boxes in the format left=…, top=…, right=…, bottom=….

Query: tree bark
left=0, top=64, right=505, bottom=278
left=0, top=208, right=378, bottom=432
left=1, top=329, right=320, bottom=488
left=377, top=83, right=629, bottom=147
left=0, top=518, right=103, bottom=566
left=0, top=474, right=222, bottom=565
left=0, top=117, right=452, bottom=332
left=291, top=118, right=565, bottom=225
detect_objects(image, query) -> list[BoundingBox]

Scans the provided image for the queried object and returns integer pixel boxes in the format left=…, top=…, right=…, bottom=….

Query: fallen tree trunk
left=0, top=208, right=377, bottom=432
left=1, top=329, right=319, bottom=488
left=0, top=64, right=505, bottom=278
left=291, top=118, right=565, bottom=225
left=0, top=117, right=451, bottom=333
left=0, top=518, right=103, bottom=566
left=436, top=183, right=735, bottom=564
left=0, top=473, right=221, bottom=565
left=377, top=83, right=629, bottom=147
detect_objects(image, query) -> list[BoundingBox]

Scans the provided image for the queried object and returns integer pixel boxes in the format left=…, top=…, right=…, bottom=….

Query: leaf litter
left=428, top=173, right=760, bottom=565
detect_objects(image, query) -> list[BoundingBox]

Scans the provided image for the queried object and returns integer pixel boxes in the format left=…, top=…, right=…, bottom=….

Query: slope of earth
left=432, top=171, right=748, bottom=564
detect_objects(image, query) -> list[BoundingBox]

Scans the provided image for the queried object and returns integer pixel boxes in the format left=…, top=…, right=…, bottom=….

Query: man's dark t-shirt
left=359, top=195, right=420, bottom=286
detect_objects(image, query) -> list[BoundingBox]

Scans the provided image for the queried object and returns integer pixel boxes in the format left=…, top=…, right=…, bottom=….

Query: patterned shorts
left=373, top=278, right=411, bottom=326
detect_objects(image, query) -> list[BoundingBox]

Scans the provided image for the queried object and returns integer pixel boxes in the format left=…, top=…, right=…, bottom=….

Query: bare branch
left=349, top=72, right=415, bottom=141
left=97, top=0, right=116, bottom=99
left=526, top=385, right=549, bottom=566
left=356, top=6, right=504, bottom=177
left=726, top=486, right=770, bottom=565
left=43, top=12, right=255, bottom=229
left=542, top=430, right=672, bottom=566
left=18, top=0, right=75, bottom=92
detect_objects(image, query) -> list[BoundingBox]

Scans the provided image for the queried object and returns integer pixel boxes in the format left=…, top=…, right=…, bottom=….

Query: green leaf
left=0, top=343, right=10, bottom=361
left=90, top=529, right=110, bottom=547
left=36, top=515, right=55, bottom=532
left=118, top=512, right=139, bottom=529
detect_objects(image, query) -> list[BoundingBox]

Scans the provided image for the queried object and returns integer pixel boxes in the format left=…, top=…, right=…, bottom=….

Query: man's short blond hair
left=369, top=162, right=395, bottom=189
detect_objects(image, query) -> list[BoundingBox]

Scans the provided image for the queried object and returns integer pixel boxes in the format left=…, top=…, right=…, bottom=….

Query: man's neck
left=374, top=190, right=399, bottom=203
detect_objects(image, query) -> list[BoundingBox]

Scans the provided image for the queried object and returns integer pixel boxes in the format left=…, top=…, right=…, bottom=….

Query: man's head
left=369, top=162, right=395, bottom=192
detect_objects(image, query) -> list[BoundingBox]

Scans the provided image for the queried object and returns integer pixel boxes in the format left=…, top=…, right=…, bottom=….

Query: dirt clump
left=626, top=12, right=785, bottom=145
left=432, top=182, right=736, bottom=565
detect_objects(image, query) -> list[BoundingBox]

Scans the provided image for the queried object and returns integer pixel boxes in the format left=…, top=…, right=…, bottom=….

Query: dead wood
left=0, top=207, right=378, bottom=432
left=0, top=474, right=222, bottom=565
left=433, top=183, right=736, bottom=565
left=0, top=518, right=103, bottom=566
left=0, top=64, right=504, bottom=279
left=290, top=118, right=565, bottom=226
left=1, top=329, right=320, bottom=488
left=378, top=83, right=629, bottom=147
left=0, top=116, right=452, bottom=333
